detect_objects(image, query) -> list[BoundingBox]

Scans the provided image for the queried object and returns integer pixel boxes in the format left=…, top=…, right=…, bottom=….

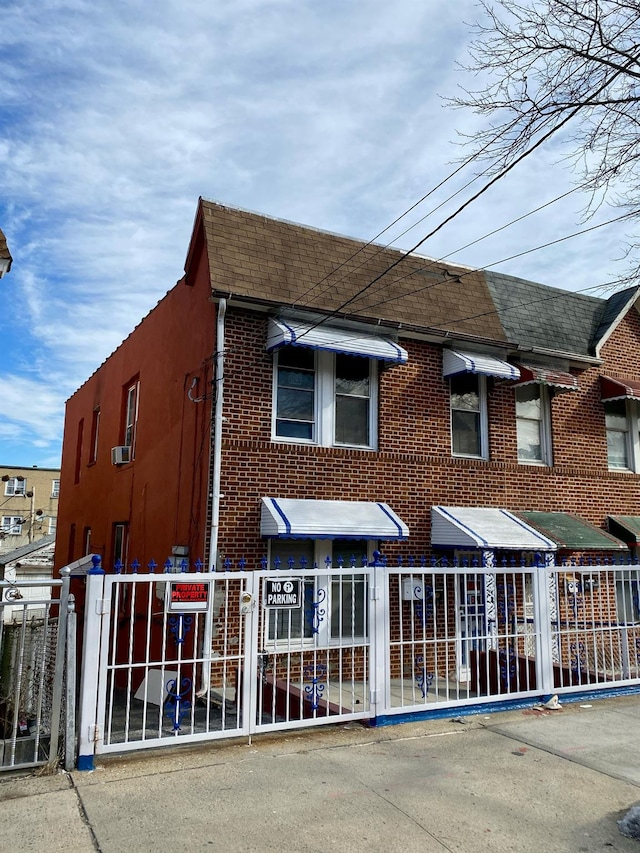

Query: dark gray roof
left=592, top=286, right=640, bottom=351
left=484, top=271, right=607, bottom=356
left=0, top=534, right=56, bottom=567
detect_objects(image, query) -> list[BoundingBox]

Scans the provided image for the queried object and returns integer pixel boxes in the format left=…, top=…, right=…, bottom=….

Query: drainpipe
left=208, top=297, right=226, bottom=572
left=198, top=298, right=226, bottom=697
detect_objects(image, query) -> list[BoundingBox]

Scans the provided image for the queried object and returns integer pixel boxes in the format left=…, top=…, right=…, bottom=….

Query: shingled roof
left=193, top=199, right=509, bottom=344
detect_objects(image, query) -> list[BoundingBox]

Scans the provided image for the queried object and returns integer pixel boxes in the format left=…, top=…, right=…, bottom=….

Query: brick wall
left=216, top=305, right=640, bottom=563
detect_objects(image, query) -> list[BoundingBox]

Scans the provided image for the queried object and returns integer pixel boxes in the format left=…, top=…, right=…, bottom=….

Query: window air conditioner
left=111, top=446, right=131, bottom=465
left=401, top=577, right=425, bottom=601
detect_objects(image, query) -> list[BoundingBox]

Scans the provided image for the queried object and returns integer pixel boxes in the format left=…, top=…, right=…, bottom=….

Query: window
left=450, top=374, right=487, bottom=458
left=49, top=517, right=58, bottom=535
left=74, top=418, right=84, bottom=484
left=51, top=479, right=60, bottom=498
left=83, top=526, right=92, bottom=555
left=89, top=407, right=100, bottom=464
left=273, top=348, right=376, bottom=448
left=124, top=382, right=139, bottom=451
left=616, top=572, right=640, bottom=624
left=4, top=477, right=26, bottom=496
left=113, top=523, right=129, bottom=569
left=516, top=385, right=552, bottom=465
left=266, top=539, right=370, bottom=644
left=1, top=516, right=23, bottom=535
left=605, top=400, right=635, bottom=470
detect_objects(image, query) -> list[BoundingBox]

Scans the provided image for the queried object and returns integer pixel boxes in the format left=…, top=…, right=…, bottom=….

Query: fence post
left=535, top=558, right=555, bottom=697
left=369, top=552, right=386, bottom=721
left=77, top=556, right=105, bottom=771
left=48, top=567, right=71, bottom=765
left=65, top=594, right=77, bottom=771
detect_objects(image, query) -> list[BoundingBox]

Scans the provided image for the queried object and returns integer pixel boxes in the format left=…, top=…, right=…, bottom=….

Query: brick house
left=56, top=198, right=640, bottom=583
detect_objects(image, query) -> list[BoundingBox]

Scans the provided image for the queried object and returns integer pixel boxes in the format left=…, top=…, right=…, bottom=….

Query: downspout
left=208, top=297, right=226, bottom=572
left=198, top=297, right=226, bottom=697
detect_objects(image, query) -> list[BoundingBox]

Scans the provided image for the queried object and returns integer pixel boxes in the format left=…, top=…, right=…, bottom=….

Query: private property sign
left=167, top=581, right=211, bottom=613
left=264, top=578, right=302, bottom=608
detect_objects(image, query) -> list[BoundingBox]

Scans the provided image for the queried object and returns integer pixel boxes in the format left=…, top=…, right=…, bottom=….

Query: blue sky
left=0, top=0, right=634, bottom=468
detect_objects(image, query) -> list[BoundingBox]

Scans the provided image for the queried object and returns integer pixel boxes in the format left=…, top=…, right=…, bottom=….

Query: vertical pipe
left=49, top=567, right=70, bottom=763
left=77, top=557, right=105, bottom=771
left=198, top=298, right=226, bottom=698
left=208, top=297, right=227, bottom=572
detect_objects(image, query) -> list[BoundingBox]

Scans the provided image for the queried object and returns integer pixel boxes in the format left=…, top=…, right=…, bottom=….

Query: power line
left=292, top=51, right=640, bottom=341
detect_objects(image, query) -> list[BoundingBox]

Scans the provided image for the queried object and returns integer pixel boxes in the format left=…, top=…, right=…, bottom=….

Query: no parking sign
left=264, top=578, right=302, bottom=608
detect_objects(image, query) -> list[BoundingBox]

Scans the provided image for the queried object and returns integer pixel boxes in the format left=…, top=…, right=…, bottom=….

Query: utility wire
left=292, top=51, right=640, bottom=341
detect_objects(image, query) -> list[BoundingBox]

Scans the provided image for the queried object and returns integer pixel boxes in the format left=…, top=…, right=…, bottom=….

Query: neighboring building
left=55, top=199, right=640, bottom=577
left=0, top=228, right=12, bottom=278
left=0, top=534, right=56, bottom=623
left=0, top=467, right=60, bottom=553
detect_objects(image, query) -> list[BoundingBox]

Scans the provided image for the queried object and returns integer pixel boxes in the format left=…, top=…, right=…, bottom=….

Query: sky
left=0, top=0, right=635, bottom=468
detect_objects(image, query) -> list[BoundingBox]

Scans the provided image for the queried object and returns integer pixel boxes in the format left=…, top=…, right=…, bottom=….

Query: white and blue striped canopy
left=266, top=317, right=408, bottom=364
left=261, top=498, right=409, bottom=540
left=442, top=349, right=519, bottom=380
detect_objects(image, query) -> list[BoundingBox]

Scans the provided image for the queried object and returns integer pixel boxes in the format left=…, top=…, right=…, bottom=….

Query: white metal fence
left=76, top=560, right=640, bottom=767
left=0, top=571, right=73, bottom=771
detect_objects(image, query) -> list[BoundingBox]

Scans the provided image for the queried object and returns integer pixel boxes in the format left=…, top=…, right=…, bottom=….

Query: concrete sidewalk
left=2, top=695, right=640, bottom=852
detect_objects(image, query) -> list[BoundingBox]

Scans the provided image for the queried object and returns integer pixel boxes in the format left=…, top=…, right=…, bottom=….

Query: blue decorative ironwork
left=304, top=585, right=327, bottom=634
left=114, top=559, right=123, bottom=574
left=164, top=677, right=192, bottom=731
left=130, top=559, right=140, bottom=573
left=414, top=585, right=434, bottom=626
left=570, top=641, right=586, bottom=676
left=168, top=614, right=193, bottom=645
left=498, top=646, right=517, bottom=689
left=163, top=559, right=173, bottom=573
left=194, top=558, right=204, bottom=571
left=147, top=559, right=158, bottom=572
left=414, top=655, right=435, bottom=698
left=496, top=582, right=515, bottom=622
left=303, top=663, right=327, bottom=710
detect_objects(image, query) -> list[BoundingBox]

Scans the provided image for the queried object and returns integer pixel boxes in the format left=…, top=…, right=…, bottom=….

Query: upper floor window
left=450, top=374, right=487, bottom=459
left=516, top=385, right=552, bottom=465
left=4, top=477, right=25, bottom=496
left=51, top=479, right=60, bottom=498
left=89, top=407, right=100, bottom=464
left=273, top=348, right=376, bottom=449
left=124, top=381, right=139, bottom=450
left=1, top=516, right=23, bottom=535
left=604, top=399, right=638, bottom=470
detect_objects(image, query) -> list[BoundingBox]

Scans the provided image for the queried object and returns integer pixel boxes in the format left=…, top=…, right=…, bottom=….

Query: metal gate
left=0, top=572, right=72, bottom=771
left=78, top=564, right=372, bottom=766
left=77, top=559, right=640, bottom=767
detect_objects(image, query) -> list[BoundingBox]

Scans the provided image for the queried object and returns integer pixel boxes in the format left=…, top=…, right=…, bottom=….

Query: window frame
left=272, top=348, right=378, bottom=450
left=51, top=479, right=60, bottom=499
left=1, top=516, right=24, bottom=535
left=123, top=380, right=140, bottom=455
left=604, top=398, right=640, bottom=471
left=4, top=477, right=26, bottom=497
left=515, top=383, right=553, bottom=466
left=449, top=373, right=488, bottom=460
left=263, top=539, right=372, bottom=648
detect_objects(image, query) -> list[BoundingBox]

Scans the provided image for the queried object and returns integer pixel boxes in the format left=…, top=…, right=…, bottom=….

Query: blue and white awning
left=431, top=506, right=556, bottom=551
left=266, top=317, right=408, bottom=364
left=261, top=498, right=409, bottom=540
left=443, top=349, right=519, bottom=380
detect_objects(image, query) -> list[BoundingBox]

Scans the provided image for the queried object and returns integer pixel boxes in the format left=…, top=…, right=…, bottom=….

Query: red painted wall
left=54, top=248, right=216, bottom=573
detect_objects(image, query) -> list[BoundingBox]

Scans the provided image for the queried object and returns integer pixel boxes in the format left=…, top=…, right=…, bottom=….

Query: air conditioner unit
left=401, top=577, right=425, bottom=601
left=111, top=446, right=131, bottom=465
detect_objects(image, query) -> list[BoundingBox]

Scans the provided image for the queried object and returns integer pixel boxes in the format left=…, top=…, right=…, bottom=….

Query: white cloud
left=0, top=0, right=635, bottom=463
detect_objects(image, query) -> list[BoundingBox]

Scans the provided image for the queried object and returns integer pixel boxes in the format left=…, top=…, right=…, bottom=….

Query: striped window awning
left=442, top=349, right=520, bottom=380
left=513, top=364, right=578, bottom=392
left=266, top=317, right=408, bottom=364
left=431, top=506, right=556, bottom=551
left=600, top=375, right=640, bottom=402
left=261, top=498, right=409, bottom=540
